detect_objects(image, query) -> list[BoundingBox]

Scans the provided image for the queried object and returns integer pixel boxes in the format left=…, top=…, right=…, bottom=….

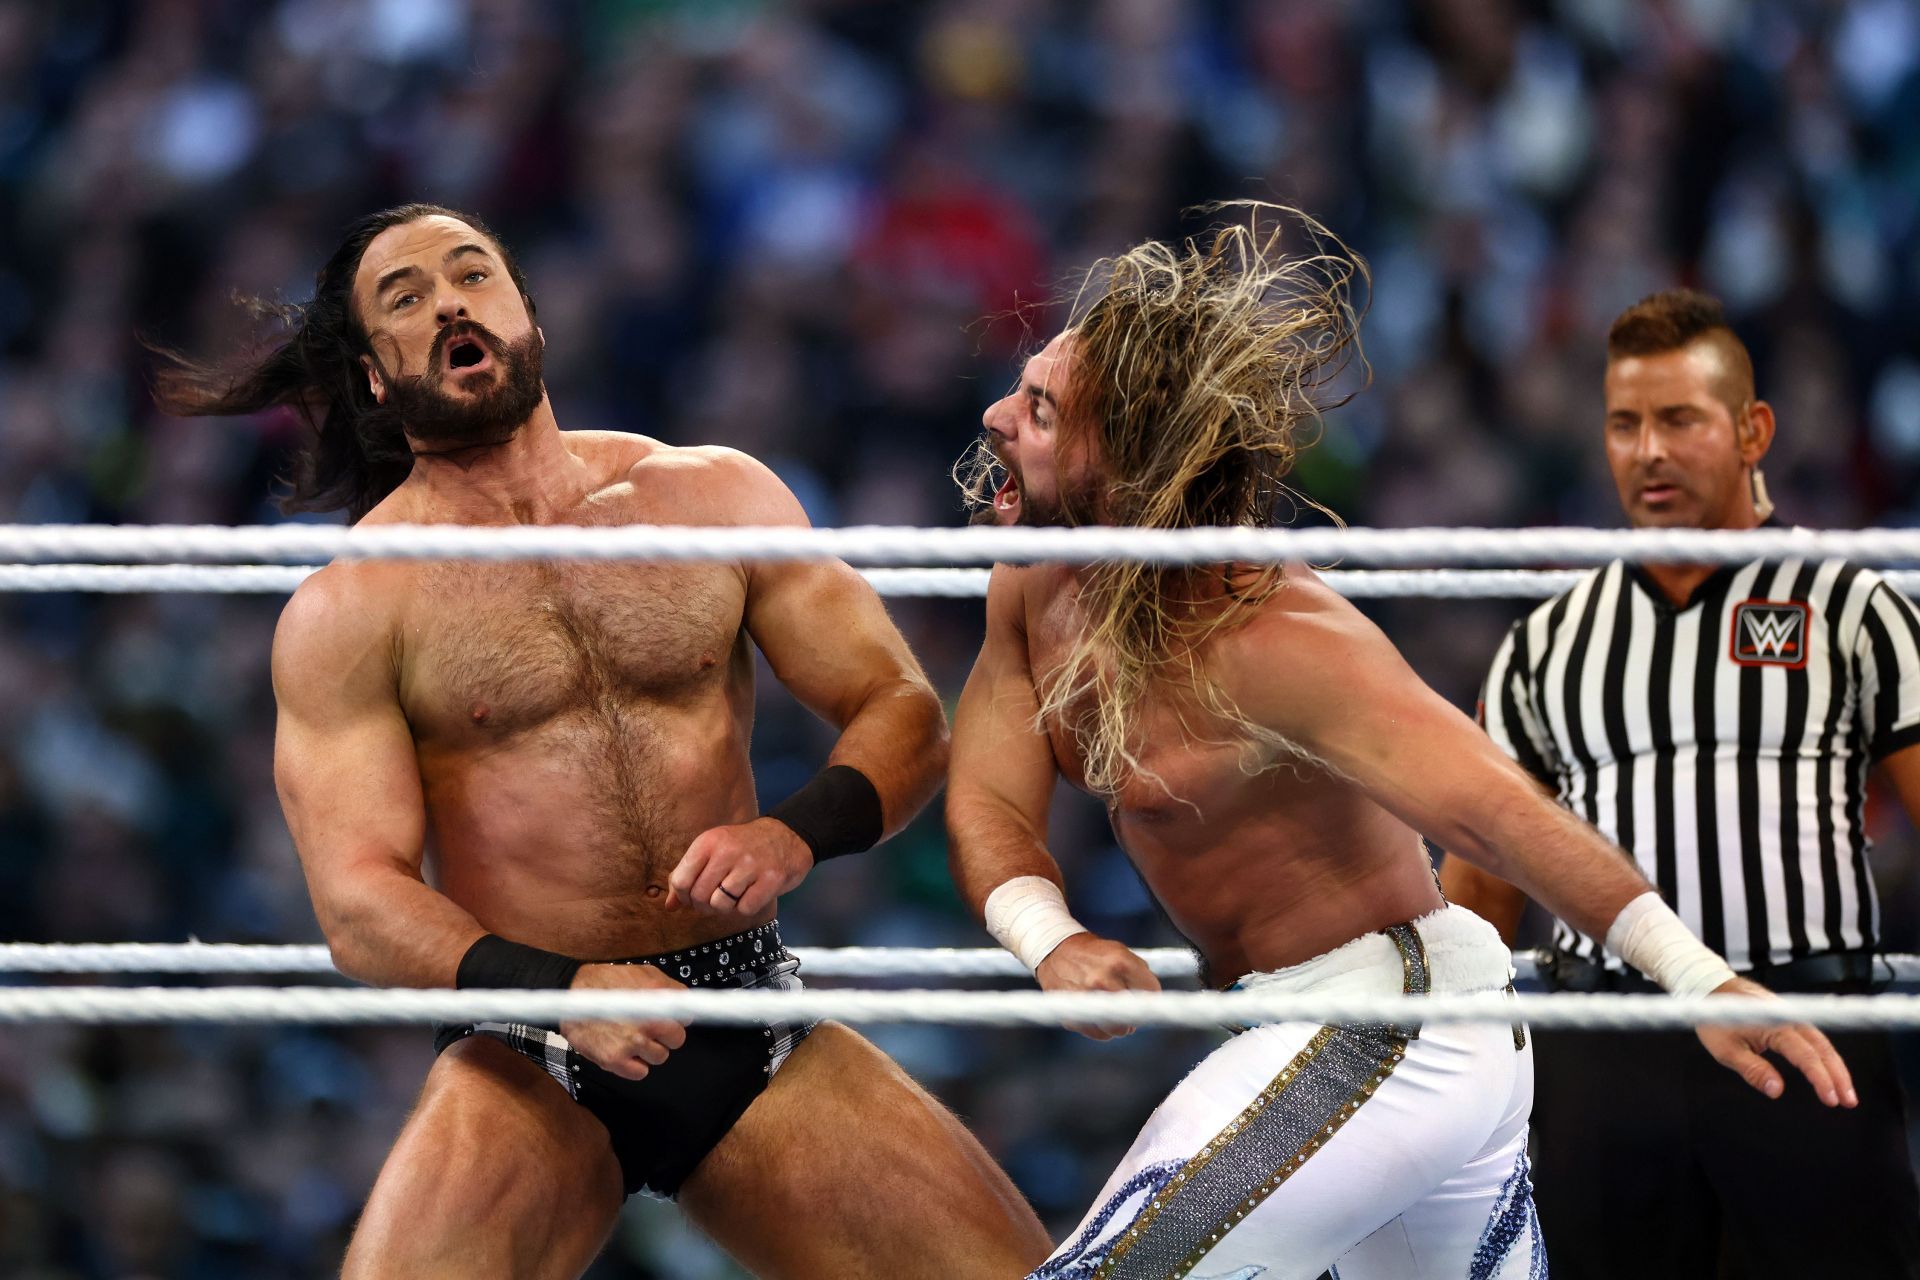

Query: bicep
left=722, top=454, right=931, bottom=721
left=745, top=560, right=932, bottom=723
left=1239, top=608, right=1546, bottom=850
left=271, top=590, right=426, bottom=897
left=949, top=571, right=1056, bottom=828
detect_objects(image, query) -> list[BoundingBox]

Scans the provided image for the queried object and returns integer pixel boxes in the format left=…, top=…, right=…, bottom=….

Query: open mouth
left=445, top=336, right=489, bottom=371
left=993, top=469, right=1021, bottom=514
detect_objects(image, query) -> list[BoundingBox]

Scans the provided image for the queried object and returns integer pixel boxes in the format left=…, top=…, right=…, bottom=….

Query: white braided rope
left=0, top=524, right=1917, bottom=568
left=7, top=564, right=1918, bottom=600
left=0, top=942, right=1164, bottom=978
left=0, top=984, right=1912, bottom=1031
left=0, top=565, right=994, bottom=598
left=2, top=942, right=1916, bottom=985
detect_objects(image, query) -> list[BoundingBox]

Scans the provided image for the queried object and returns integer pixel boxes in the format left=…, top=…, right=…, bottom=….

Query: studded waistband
left=612, top=921, right=790, bottom=988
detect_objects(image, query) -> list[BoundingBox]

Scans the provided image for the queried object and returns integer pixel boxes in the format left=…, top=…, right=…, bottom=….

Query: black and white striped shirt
left=1481, top=556, right=1920, bottom=971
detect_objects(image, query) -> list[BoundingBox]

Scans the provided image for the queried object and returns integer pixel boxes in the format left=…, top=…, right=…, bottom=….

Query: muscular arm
left=946, top=567, right=1063, bottom=915
left=1223, top=572, right=1853, bottom=1106
left=946, top=568, right=1157, bottom=1028
left=1222, top=574, right=1651, bottom=943
left=667, top=451, right=947, bottom=915
left=272, top=569, right=484, bottom=987
left=734, top=461, right=947, bottom=834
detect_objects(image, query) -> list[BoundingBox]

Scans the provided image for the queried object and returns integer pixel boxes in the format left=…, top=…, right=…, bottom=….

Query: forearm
left=824, top=677, right=948, bottom=838
left=945, top=793, right=1063, bottom=920
left=1437, top=784, right=1652, bottom=944
left=312, top=863, right=487, bottom=988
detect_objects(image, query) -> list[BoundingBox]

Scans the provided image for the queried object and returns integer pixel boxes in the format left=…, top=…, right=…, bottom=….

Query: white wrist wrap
left=984, top=876, right=1089, bottom=973
left=1605, top=891, right=1739, bottom=998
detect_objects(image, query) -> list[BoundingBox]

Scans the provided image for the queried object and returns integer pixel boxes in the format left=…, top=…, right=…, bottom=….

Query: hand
left=1694, top=975, right=1858, bottom=1108
left=559, top=963, right=689, bottom=1081
left=1035, top=933, right=1162, bottom=1041
left=667, top=816, right=813, bottom=917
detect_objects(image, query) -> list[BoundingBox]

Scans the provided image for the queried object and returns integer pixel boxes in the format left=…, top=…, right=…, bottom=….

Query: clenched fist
left=1036, top=933, right=1163, bottom=1041
left=667, top=816, right=814, bottom=917
left=560, top=962, right=690, bottom=1081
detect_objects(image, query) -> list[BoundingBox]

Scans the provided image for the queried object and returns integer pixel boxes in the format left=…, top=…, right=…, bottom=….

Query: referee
left=1442, top=289, right=1920, bottom=1277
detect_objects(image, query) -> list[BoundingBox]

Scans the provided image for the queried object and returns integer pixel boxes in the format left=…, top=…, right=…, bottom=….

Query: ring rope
left=0, top=524, right=1916, bottom=568
left=3, top=942, right=1917, bottom=984
left=0, top=984, right=1911, bottom=1031
left=5, top=565, right=1918, bottom=600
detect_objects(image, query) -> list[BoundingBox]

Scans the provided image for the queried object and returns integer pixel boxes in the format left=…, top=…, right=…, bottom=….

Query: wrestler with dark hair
left=161, top=206, right=1049, bottom=1278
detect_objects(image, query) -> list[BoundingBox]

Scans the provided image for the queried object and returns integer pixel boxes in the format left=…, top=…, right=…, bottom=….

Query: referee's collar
left=1622, top=516, right=1784, bottom=612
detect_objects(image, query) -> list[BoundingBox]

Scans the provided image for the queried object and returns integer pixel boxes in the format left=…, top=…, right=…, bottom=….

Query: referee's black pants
left=1530, top=996, right=1920, bottom=1278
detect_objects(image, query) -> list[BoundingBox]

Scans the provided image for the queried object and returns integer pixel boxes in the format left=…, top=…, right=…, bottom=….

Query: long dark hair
left=151, top=203, right=538, bottom=522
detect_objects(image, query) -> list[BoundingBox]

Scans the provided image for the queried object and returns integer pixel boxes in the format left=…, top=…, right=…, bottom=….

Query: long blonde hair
left=960, top=202, right=1367, bottom=795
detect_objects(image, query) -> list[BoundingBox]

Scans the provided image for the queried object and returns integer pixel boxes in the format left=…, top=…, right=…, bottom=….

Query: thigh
left=1038, top=1018, right=1523, bottom=1280
left=343, top=1035, right=624, bottom=1280
left=1209, top=1020, right=1523, bottom=1280
left=676, top=1022, right=1051, bottom=1280
left=1528, top=1027, right=1718, bottom=1280
left=1691, top=1030, right=1920, bottom=1279
left=1341, top=1027, right=1541, bottom=1280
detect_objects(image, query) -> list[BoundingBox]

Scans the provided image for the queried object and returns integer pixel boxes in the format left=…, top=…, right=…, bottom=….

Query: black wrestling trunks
left=433, top=920, right=813, bottom=1199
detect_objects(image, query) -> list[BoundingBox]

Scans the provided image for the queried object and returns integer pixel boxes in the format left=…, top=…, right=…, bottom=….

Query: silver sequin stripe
left=1103, top=1024, right=1409, bottom=1280
left=1103, top=921, right=1435, bottom=1278
left=1384, top=923, right=1432, bottom=996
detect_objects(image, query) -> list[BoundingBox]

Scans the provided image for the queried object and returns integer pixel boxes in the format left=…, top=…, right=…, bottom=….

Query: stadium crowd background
left=1, top=0, right=1918, bottom=1275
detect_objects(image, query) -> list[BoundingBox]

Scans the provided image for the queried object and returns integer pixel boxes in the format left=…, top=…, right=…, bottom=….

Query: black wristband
left=765, top=764, right=885, bottom=862
left=455, top=934, right=582, bottom=990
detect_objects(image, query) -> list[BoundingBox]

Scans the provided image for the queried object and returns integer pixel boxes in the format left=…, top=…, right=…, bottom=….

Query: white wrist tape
left=1605, top=891, right=1739, bottom=998
left=984, top=876, right=1089, bottom=973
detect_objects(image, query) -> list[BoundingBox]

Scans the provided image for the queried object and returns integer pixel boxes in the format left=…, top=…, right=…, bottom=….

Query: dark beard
left=371, top=323, right=546, bottom=452
left=1015, top=490, right=1068, bottom=527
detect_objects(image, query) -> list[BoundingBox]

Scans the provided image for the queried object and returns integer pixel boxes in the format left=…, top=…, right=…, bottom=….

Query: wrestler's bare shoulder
left=271, top=559, right=399, bottom=700
left=989, top=562, right=1074, bottom=626
left=1207, top=562, right=1394, bottom=711
left=617, top=436, right=804, bottom=526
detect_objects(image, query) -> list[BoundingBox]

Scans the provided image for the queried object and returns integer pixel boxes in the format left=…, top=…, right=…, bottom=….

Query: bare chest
left=398, top=561, right=748, bottom=739
left=1025, top=585, right=1275, bottom=820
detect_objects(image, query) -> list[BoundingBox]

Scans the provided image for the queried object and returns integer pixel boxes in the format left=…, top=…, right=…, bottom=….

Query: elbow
left=908, top=675, right=949, bottom=750
left=310, top=874, right=394, bottom=985
left=325, top=936, right=378, bottom=985
left=316, top=909, right=375, bottom=984
left=890, top=675, right=950, bottom=784
left=924, top=715, right=952, bottom=781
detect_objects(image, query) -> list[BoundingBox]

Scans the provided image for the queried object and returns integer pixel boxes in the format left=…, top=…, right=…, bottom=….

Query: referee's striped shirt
left=1481, top=555, right=1920, bottom=971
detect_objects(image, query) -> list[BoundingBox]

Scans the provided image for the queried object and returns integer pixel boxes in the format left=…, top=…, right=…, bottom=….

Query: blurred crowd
left=1, top=0, right=1918, bottom=1275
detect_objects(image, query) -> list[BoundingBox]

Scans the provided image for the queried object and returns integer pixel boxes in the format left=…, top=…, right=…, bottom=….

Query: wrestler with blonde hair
left=947, top=204, right=1853, bottom=1277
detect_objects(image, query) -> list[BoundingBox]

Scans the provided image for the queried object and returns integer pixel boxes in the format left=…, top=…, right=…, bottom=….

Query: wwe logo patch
left=1730, top=600, right=1810, bottom=668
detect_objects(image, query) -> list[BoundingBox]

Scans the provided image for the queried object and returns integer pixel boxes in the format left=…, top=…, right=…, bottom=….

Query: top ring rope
left=4, top=565, right=1918, bottom=600
left=23, top=566, right=1920, bottom=600
left=1, top=524, right=1918, bottom=568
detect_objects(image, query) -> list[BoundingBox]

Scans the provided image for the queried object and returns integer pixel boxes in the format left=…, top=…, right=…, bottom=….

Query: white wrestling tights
left=1030, top=908, right=1545, bottom=1279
